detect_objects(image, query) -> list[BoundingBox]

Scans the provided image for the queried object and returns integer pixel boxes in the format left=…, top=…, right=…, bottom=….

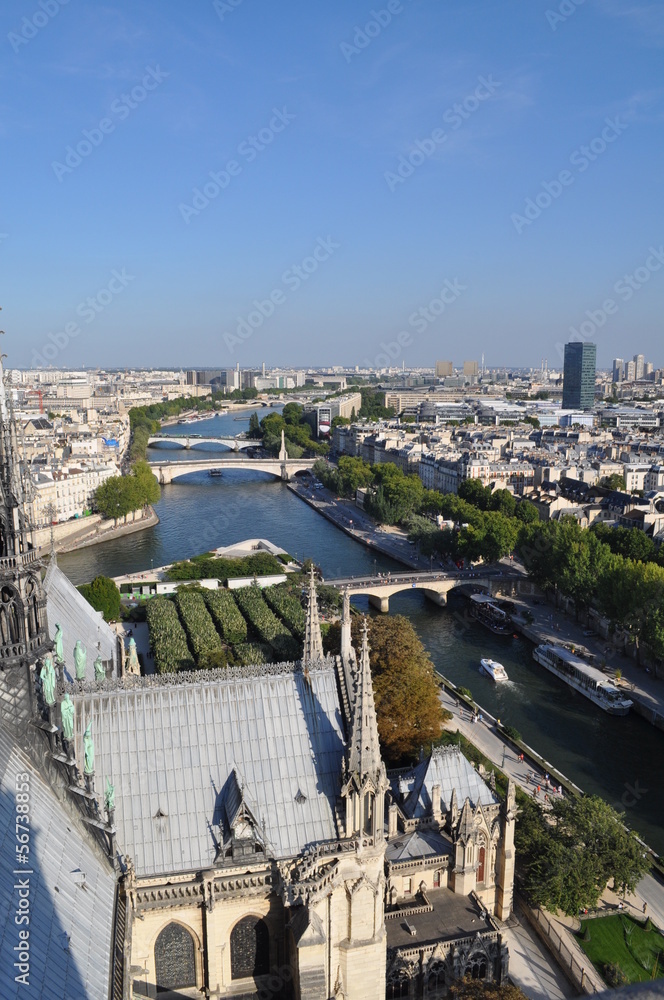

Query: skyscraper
left=562, top=341, right=596, bottom=410
left=633, top=353, right=645, bottom=380
left=612, top=358, right=624, bottom=383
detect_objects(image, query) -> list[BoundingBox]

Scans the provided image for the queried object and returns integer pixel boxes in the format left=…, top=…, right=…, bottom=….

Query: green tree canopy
left=78, top=575, right=122, bottom=622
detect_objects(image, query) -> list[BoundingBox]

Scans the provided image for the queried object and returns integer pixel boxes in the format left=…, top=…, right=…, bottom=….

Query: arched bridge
left=148, top=435, right=253, bottom=451
left=324, top=568, right=525, bottom=613
left=149, top=455, right=316, bottom=485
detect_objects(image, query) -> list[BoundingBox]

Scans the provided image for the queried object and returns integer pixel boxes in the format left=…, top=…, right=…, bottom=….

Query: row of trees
left=94, top=460, right=160, bottom=520
left=520, top=517, right=664, bottom=667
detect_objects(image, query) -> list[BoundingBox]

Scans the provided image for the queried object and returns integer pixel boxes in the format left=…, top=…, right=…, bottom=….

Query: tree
left=324, top=615, right=449, bottom=765
left=515, top=498, right=540, bottom=523
left=458, top=478, right=492, bottom=510
left=517, top=794, right=650, bottom=915
left=489, top=489, right=517, bottom=518
left=78, top=576, right=122, bottom=622
left=248, top=411, right=261, bottom=438
left=600, top=473, right=627, bottom=491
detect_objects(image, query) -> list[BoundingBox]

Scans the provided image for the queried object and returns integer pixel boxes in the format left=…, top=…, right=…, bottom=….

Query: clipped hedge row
left=233, top=585, right=301, bottom=659
left=203, top=589, right=248, bottom=645
left=174, top=590, right=223, bottom=661
left=146, top=597, right=194, bottom=674
left=264, top=585, right=306, bottom=638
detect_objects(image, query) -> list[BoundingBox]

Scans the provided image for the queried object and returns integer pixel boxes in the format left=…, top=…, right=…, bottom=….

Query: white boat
left=480, top=658, right=509, bottom=682
left=533, top=644, right=632, bottom=716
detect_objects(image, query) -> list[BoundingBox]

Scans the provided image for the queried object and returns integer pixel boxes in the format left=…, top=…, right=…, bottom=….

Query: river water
left=58, top=412, right=664, bottom=854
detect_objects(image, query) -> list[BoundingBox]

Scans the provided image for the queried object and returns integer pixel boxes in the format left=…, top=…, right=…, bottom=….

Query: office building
left=612, top=359, right=624, bottom=383
left=463, top=360, right=479, bottom=377
left=562, top=342, right=596, bottom=410
left=435, top=360, right=453, bottom=378
left=633, top=354, right=645, bottom=380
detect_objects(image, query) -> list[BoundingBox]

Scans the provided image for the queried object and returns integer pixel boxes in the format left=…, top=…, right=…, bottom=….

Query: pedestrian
left=537, top=785, right=541, bottom=795
left=544, top=793, right=549, bottom=804
left=643, top=902, right=648, bottom=915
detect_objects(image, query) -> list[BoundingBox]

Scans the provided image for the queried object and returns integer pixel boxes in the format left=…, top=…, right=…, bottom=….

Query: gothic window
left=433, top=870, right=441, bottom=888
left=426, top=962, right=446, bottom=994
left=364, top=792, right=374, bottom=835
left=386, top=976, right=411, bottom=999
left=0, top=587, right=21, bottom=646
left=467, top=954, right=487, bottom=980
left=403, top=877, right=412, bottom=896
left=25, top=579, right=39, bottom=638
left=0, top=518, right=6, bottom=557
left=230, top=916, right=269, bottom=980
left=478, top=845, right=486, bottom=884
left=154, top=923, right=197, bottom=991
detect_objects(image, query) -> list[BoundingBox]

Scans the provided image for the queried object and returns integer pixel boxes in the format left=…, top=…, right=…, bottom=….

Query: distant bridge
left=147, top=435, right=253, bottom=451
left=149, top=455, right=316, bottom=485
left=324, top=568, right=525, bottom=612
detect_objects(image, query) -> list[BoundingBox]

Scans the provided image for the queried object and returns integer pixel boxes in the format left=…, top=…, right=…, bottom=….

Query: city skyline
left=3, top=2, right=664, bottom=370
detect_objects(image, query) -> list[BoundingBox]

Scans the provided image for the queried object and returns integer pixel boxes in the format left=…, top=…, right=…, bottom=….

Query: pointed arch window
left=230, top=916, right=269, bottom=980
left=154, top=922, right=197, bottom=991
left=477, top=844, right=486, bottom=883
left=0, top=586, right=21, bottom=646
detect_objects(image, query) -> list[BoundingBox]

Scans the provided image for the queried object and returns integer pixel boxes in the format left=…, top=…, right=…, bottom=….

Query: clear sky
left=2, top=0, right=663, bottom=370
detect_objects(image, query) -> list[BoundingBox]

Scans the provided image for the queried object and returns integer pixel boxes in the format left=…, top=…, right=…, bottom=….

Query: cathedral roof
left=44, top=562, right=118, bottom=676
left=393, top=745, right=499, bottom=820
left=0, top=726, right=115, bottom=1000
left=72, top=660, right=346, bottom=876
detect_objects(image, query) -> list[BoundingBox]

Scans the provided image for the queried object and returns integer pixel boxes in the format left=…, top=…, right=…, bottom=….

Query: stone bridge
left=149, top=455, right=316, bottom=485
left=324, top=568, right=525, bottom=613
left=148, top=435, right=252, bottom=451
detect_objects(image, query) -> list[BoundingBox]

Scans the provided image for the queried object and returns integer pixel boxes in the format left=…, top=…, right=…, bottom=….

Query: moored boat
left=469, top=594, right=513, bottom=635
left=533, top=644, right=632, bottom=716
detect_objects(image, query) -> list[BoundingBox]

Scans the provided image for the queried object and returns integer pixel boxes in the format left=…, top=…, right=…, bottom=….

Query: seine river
left=58, top=411, right=664, bottom=854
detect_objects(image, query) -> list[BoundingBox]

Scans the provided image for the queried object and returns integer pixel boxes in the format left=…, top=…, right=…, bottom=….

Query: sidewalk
left=502, top=909, right=577, bottom=1000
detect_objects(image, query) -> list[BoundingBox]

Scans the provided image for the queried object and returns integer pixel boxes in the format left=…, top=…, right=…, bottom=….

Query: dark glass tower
left=562, top=341, right=596, bottom=410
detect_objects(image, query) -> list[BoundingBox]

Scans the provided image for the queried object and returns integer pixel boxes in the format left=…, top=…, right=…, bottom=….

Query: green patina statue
left=74, top=640, right=87, bottom=681
left=54, top=623, right=64, bottom=663
left=60, top=693, right=74, bottom=741
left=94, top=654, right=105, bottom=682
left=127, top=637, right=140, bottom=675
left=104, top=777, right=115, bottom=813
left=83, top=721, right=95, bottom=775
left=40, top=655, right=56, bottom=707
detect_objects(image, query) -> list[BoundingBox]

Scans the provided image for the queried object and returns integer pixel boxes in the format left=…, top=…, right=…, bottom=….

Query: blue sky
left=2, top=0, right=663, bottom=370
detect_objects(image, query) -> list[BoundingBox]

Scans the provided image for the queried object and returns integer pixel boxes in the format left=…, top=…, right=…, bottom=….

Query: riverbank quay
left=288, top=480, right=424, bottom=569
left=36, top=505, right=159, bottom=555
left=437, top=682, right=664, bottom=947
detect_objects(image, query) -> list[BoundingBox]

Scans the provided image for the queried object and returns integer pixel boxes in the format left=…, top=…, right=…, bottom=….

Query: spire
left=278, top=428, right=287, bottom=462
left=0, top=327, right=33, bottom=558
left=302, top=564, right=324, bottom=663
left=340, top=587, right=352, bottom=664
left=347, top=618, right=383, bottom=780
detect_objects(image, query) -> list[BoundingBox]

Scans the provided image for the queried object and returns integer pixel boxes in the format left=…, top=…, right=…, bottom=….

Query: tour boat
left=469, top=594, right=513, bottom=635
left=480, top=658, right=509, bottom=682
left=208, top=469, right=223, bottom=477
left=533, top=644, right=632, bottom=716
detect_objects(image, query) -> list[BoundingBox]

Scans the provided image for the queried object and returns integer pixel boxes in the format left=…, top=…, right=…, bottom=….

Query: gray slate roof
left=74, top=662, right=346, bottom=876
left=45, top=562, right=118, bottom=679
left=394, top=746, right=499, bottom=820
left=385, top=828, right=452, bottom=863
left=0, top=726, right=115, bottom=1000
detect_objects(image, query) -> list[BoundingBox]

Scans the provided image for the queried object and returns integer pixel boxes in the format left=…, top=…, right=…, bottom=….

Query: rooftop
left=386, top=888, right=492, bottom=950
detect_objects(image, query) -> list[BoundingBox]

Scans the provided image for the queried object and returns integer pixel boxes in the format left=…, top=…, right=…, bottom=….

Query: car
left=583, top=629, right=597, bottom=638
